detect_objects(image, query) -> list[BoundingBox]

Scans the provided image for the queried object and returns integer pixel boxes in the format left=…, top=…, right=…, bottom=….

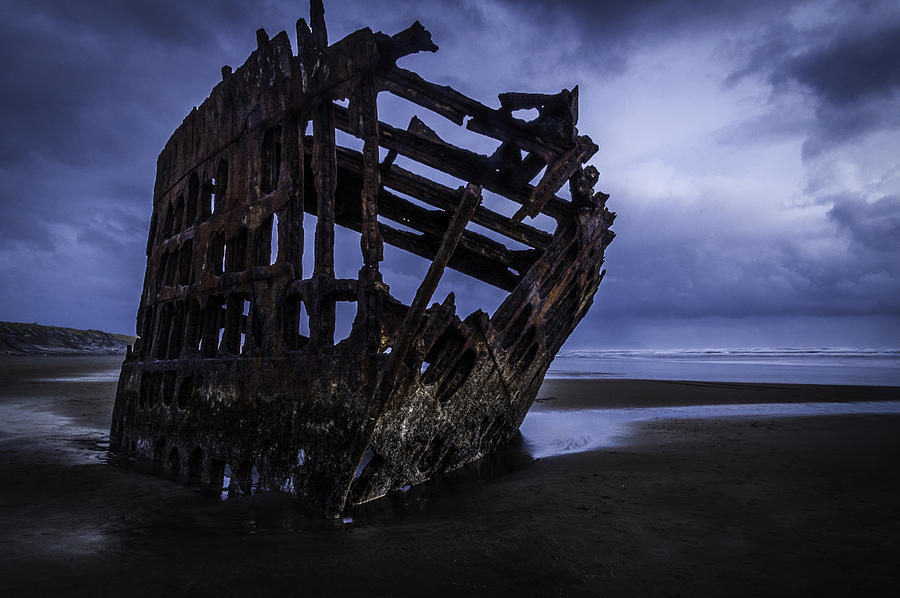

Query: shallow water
left=28, top=368, right=121, bottom=383
left=0, top=403, right=109, bottom=465
left=522, top=401, right=900, bottom=458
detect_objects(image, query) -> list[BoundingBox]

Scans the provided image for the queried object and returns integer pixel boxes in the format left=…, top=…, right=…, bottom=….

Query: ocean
left=547, top=348, right=900, bottom=386
left=26, top=348, right=900, bottom=387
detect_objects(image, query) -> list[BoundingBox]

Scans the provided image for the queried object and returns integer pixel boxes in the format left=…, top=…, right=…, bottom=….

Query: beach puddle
left=521, top=401, right=900, bottom=458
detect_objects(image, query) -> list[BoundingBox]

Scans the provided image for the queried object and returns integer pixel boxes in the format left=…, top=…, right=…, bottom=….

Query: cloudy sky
left=2, top=0, right=898, bottom=348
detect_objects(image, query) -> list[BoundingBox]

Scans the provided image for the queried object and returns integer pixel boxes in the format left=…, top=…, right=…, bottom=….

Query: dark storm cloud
left=526, top=0, right=900, bottom=331
left=495, top=0, right=785, bottom=71
left=0, top=0, right=283, bottom=329
left=0, top=0, right=245, bottom=163
left=727, top=1, right=900, bottom=155
left=597, top=217, right=900, bottom=322
left=1, top=0, right=898, bottom=345
left=826, top=194, right=900, bottom=253
left=790, top=18, right=900, bottom=156
left=785, top=21, right=900, bottom=107
left=506, top=0, right=900, bottom=150
left=0, top=0, right=241, bottom=252
left=498, top=0, right=781, bottom=41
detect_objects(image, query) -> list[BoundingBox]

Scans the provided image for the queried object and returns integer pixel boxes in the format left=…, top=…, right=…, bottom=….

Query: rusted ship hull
left=110, top=1, right=614, bottom=517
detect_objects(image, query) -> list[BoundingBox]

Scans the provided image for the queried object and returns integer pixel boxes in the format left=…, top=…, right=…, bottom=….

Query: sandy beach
left=1, top=355, right=899, bottom=596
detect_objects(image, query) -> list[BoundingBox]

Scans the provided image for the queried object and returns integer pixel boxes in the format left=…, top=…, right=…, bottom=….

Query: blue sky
left=1, top=0, right=898, bottom=348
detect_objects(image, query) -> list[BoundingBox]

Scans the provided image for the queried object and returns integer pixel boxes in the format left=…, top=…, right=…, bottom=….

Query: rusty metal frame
left=110, top=1, right=615, bottom=517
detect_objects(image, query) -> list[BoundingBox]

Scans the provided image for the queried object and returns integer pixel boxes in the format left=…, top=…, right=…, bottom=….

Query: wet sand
left=2, top=356, right=899, bottom=597
left=537, top=377, right=900, bottom=409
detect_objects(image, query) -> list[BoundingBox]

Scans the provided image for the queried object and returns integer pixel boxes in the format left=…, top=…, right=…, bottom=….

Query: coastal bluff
left=0, top=321, right=135, bottom=356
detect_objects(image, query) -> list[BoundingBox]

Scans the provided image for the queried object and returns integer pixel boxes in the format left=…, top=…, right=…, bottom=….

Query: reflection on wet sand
left=522, top=401, right=900, bottom=458
left=27, top=369, right=121, bottom=383
left=0, top=403, right=109, bottom=465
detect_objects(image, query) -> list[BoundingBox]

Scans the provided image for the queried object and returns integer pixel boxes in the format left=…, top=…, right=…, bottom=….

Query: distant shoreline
left=0, top=321, right=135, bottom=356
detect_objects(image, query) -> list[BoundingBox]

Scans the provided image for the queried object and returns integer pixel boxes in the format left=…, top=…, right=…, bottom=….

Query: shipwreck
left=110, top=1, right=615, bottom=517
